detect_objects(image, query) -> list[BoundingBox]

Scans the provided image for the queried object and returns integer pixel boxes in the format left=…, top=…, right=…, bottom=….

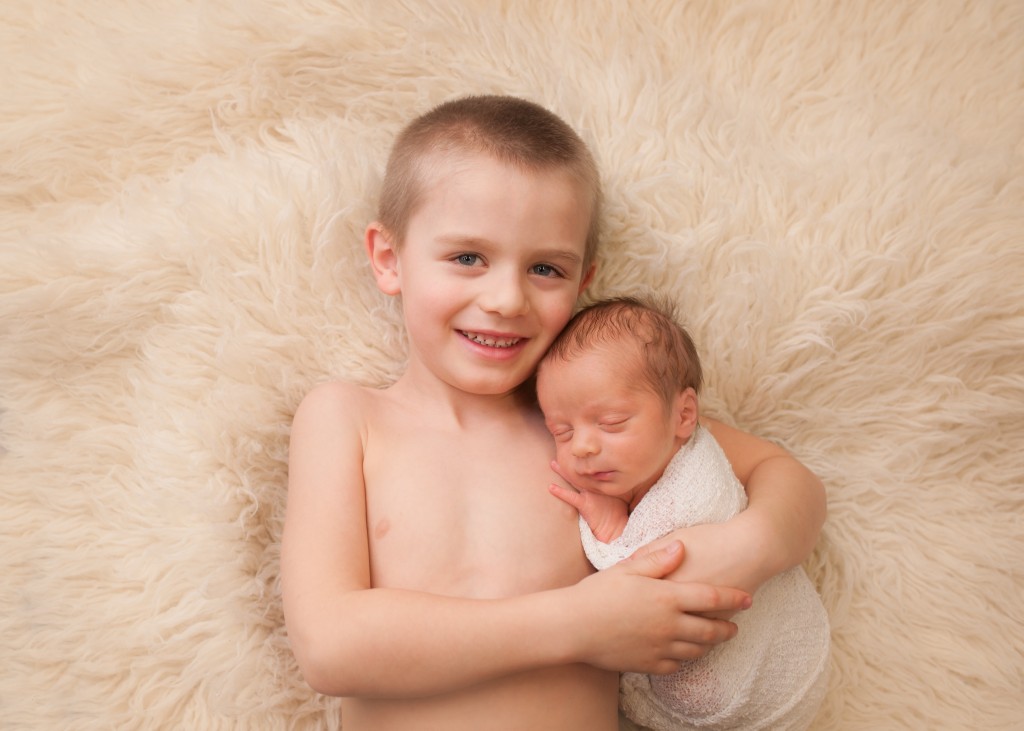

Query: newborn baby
left=536, top=297, right=830, bottom=731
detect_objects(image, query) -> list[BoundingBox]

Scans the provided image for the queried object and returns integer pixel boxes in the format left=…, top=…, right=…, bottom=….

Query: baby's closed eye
left=547, top=425, right=574, bottom=441
left=598, top=417, right=629, bottom=432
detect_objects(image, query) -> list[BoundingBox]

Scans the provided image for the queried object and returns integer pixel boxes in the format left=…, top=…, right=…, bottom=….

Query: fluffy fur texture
left=2, top=1, right=1021, bottom=729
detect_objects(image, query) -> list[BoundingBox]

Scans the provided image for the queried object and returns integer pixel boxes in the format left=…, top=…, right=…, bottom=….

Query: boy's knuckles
left=701, top=585, right=724, bottom=606
left=694, top=622, right=721, bottom=645
left=694, top=584, right=733, bottom=609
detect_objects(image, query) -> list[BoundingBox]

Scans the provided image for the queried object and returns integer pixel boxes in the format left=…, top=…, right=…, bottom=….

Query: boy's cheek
left=550, top=298, right=580, bottom=331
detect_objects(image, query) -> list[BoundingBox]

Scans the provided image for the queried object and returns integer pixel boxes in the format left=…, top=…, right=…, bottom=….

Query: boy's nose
left=479, top=271, right=529, bottom=317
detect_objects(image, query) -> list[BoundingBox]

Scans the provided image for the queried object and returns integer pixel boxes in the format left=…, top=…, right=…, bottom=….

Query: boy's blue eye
left=455, top=253, right=480, bottom=266
left=531, top=263, right=562, bottom=278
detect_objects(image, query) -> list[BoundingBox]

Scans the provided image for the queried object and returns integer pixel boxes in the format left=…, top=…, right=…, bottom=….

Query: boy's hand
left=636, top=514, right=768, bottom=586
left=626, top=518, right=771, bottom=620
left=567, top=541, right=751, bottom=675
left=548, top=482, right=629, bottom=542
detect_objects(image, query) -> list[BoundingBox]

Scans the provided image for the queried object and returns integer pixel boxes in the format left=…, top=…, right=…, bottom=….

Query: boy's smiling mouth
left=459, top=330, right=523, bottom=349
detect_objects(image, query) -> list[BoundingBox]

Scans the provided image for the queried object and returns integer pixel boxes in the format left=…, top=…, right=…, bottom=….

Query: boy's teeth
left=462, top=331, right=520, bottom=348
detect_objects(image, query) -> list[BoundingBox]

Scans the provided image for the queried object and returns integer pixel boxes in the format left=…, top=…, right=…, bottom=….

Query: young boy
left=537, top=297, right=830, bottom=731
left=280, top=95, right=826, bottom=731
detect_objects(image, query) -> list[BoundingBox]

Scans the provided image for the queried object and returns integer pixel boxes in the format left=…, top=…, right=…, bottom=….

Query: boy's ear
left=673, top=388, right=699, bottom=441
left=578, top=263, right=597, bottom=294
left=365, top=222, right=401, bottom=295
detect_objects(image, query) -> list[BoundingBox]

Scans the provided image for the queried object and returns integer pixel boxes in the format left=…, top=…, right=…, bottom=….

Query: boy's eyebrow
left=535, top=248, right=584, bottom=266
left=435, top=235, right=584, bottom=266
left=432, top=234, right=498, bottom=254
left=435, top=233, right=487, bottom=247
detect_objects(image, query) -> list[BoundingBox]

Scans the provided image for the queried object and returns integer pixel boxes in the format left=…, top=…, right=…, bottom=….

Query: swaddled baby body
left=536, top=298, right=830, bottom=731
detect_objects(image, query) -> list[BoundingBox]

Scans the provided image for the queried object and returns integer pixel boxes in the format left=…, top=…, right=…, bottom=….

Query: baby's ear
left=365, top=223, right=401, bottom=295
left=674, top=388, right=699, bottom=441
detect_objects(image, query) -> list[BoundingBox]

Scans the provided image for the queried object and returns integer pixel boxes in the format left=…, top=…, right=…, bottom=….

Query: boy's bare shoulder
left=293, top=379, right=384, bottom=433
left=299, top=378, right=385, bottom=407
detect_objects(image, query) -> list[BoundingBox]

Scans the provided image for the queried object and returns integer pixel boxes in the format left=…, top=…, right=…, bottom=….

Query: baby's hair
left=377, top=95, right=602, bottom=268
left=542, top=296, right=703, bottom=405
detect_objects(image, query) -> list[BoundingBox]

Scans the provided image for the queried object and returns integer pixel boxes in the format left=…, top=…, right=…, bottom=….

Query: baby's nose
left=570, top=430, right=600, bottom=458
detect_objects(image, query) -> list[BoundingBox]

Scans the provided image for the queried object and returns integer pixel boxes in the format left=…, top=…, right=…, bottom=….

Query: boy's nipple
left=374, top=517, right=391, bottom=540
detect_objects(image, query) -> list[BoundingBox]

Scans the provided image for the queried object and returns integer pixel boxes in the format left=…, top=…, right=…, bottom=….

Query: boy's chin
left=456, top=374, right=532, bottom=399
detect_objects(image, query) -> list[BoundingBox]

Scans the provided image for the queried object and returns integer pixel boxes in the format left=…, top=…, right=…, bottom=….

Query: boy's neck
left=389, top=369, right=537, bottom=430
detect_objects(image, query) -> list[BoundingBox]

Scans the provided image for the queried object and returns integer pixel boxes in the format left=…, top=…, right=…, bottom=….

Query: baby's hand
left=549, top=461, right=629, bottom=542
left=548, top=483, right=629, bottom=541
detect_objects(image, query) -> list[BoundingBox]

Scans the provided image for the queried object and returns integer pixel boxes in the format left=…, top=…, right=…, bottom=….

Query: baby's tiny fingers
left=548, top=483, right=582, bottom=509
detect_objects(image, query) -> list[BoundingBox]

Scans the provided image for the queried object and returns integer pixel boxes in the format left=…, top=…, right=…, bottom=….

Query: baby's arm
left=548, top=480, right=629, bottom=542
left=280, top=383, right=752, bottom=698
left=647, top=418, right=826, bottom=595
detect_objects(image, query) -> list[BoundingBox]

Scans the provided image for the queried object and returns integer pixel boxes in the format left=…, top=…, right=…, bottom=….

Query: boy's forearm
left=699, top=418, right=826, bottom=587
left=290, top=586, right=573, bottom=698
left=650, top=454, right=824, bottom=599
left=288, top=544, right=754, bottom=698
left=741, top=454, right=826, bottom=578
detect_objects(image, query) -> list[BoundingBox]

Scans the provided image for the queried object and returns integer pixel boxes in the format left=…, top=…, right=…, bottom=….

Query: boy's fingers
left=626, top=541, right=660, bottom=561
left=620, top=540, right=685, bottom=575
left=677, top=584, right=752, bottom=615
left=668, top=617, right=739, bottom=661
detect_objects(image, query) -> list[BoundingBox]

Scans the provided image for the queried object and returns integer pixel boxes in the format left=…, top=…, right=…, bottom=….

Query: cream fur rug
left=2, top=2, right=1021, bottom=729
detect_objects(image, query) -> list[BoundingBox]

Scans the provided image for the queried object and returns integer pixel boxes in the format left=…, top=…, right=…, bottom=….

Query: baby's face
left=537, top=347, right=684, bottom=500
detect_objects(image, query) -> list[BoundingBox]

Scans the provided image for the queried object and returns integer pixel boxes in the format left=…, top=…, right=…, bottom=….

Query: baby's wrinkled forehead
left=539, top=336, right=640, bottom=376
left=537, top=340, right=646, bottom=402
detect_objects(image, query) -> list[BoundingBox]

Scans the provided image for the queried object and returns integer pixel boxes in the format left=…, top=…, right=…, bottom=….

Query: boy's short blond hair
left=378, top=95, right=602, bottom=270
left=542, top=297, right=703, bottom=405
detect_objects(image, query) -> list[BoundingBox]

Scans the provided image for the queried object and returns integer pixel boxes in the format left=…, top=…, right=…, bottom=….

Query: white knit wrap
left=580, top=427, right=831, bottom=731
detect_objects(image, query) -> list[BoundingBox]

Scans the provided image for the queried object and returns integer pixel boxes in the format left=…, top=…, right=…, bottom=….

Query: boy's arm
left=281, top=383, right=752, bottom=698
left=645, top=418, right=826, bottom=594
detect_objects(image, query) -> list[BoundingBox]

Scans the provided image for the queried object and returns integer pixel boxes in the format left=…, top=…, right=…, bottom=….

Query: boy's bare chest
left=361, top=419, right=590, bottom=597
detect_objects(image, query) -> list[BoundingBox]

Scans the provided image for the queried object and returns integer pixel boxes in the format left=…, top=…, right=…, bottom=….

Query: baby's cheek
left=553, top=449, right=574, bottom=476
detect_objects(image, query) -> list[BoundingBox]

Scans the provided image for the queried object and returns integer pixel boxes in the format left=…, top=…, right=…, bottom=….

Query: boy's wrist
left=542, top=585, right=588, bottom=666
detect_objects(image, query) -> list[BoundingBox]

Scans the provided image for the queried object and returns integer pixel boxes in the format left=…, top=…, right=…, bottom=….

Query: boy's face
left=537, top=346, right=690, bottom=500
left=372, top=153, right=593, bottom=398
